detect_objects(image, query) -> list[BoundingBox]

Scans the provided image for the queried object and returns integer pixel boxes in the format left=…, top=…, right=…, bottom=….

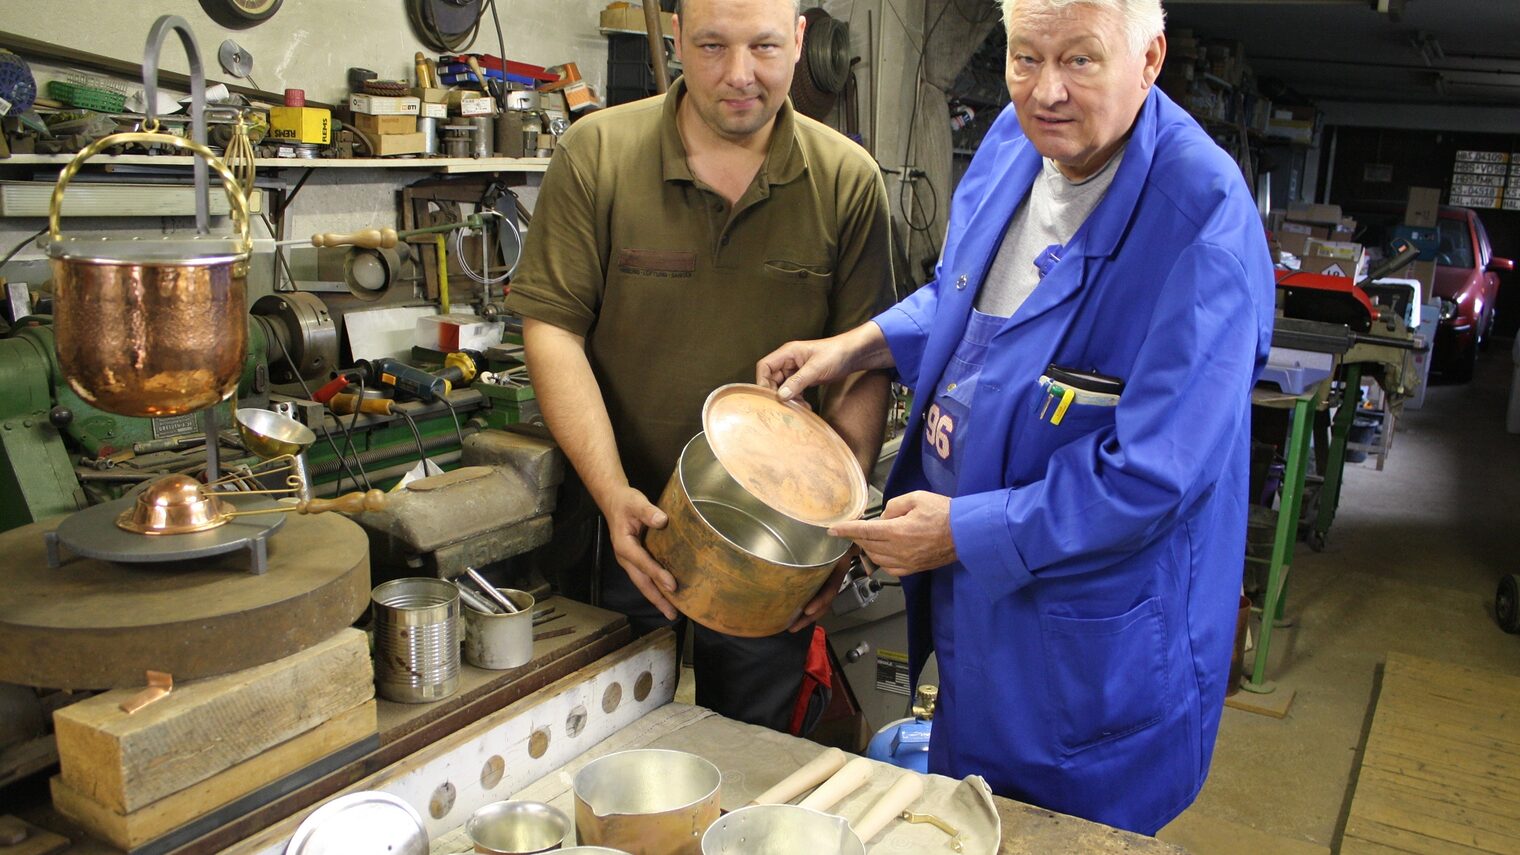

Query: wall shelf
left=0, top=154, right=551, bottom=174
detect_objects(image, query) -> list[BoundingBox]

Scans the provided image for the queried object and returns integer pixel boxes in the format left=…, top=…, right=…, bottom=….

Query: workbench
left=218, top=631, right=1179, bottom=855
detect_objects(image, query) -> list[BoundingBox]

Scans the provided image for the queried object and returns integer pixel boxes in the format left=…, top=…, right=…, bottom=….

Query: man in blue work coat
left=758, top=0, right=1274, bottom=835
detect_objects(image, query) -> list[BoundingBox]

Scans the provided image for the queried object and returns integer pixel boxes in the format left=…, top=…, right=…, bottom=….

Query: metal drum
left=372, top=578, right=460, bottom=703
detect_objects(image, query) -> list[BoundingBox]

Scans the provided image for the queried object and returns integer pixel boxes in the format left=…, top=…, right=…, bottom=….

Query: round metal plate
left=701, top=383, right=868, bottom=528
left=286, top=791, right=428, bottom=855
left=55, top=493, right=286, bottom=562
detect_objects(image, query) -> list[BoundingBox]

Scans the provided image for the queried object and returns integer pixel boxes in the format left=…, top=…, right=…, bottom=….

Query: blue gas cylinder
left=865, top=716, right=932, bottom=772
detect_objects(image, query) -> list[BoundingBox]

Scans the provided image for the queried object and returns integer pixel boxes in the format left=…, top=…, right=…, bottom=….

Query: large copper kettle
left=46, top=17, right=252, bottom=417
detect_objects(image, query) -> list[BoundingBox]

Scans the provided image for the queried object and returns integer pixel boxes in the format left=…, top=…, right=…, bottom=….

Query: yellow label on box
left=269, top=106, right=331, bottom=145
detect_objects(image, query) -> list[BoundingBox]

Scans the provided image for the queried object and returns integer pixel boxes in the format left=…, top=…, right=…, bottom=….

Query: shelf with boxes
left=0, top=153, right=551, bottom=173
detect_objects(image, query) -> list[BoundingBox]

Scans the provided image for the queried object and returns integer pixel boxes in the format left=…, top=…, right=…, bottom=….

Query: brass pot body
left=645, top=433, right=849, bottom=638
left=52, top=254, right=247, bottom=416
left=572, top=749, right=721, bottom=855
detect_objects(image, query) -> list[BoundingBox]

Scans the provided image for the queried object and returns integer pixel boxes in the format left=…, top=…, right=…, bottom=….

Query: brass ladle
left=116, top=455, right=385, bottom=535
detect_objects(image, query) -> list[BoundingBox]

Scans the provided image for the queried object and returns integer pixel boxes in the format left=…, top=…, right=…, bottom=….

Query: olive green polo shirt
left=506, top=78, right=892, bottom=499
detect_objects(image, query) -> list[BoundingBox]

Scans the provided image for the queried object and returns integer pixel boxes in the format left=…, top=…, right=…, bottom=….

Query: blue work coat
left=874, top=87, right=1274, bottom=835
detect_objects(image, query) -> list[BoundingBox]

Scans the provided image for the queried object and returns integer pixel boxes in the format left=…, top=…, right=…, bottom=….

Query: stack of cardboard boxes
left=348, top=94, right=426, bottom=156
left=1271, top=203, right=1365, bottom=280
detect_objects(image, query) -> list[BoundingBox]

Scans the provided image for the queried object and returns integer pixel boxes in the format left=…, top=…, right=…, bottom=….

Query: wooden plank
left=1342, top=653, right=1520, bottom=854
left=224, top=628, right=680, bottom=855
left=1344, top=812, right=1511, bottom=855
left=1360, top=746, right=1520, bottom=806
left=0, top=816, right=68, bottom=855
left=53, top=629, right=372, bottom=814
left=48, top=701, right=375, bottom=851
left=174, top=620, right=631, bottom=854
left=1224, top=685, right=1296, bottom=718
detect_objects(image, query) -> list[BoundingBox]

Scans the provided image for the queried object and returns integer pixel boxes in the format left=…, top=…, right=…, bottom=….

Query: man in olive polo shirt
left=505, top=0, right=892, bottom=731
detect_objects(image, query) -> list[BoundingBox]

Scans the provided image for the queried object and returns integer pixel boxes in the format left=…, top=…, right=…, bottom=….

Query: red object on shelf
left=283, top=88, right=305, bottom=107
left=438, top=53, right=558, bottom=83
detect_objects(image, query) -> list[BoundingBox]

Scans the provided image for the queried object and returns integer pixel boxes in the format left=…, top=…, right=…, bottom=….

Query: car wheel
left=1498, top=574, right=1520, bottom=634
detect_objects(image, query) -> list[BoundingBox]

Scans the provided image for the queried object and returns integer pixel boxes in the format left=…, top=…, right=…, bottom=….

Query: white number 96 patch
left=924, top=403, right=954, bottom=460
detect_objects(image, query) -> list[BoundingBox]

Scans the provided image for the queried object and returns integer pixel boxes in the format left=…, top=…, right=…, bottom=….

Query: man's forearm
left=822, top=368, right=892, bottom=478
left=521, top=318, right=631, bottom=511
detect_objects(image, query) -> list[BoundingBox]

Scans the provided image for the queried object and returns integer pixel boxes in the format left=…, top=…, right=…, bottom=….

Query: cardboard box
left=372, top=132, right=427, bottom=156
left=420, top=102, right=448, bottom=119
left=268, top=106, right=331, bottom=145
left=1305, top=239, right=1363, bottom=261
left=352, top=113, right=417, bottom=135
left=410, top=87, right=449, bottom=104
left=1287, top=202, right=1342, bottom=226
left=1266, top=118, right=1312, bottom=143
left=1281, top=221, right=1331, bottom=240
left=599, top=4, right=675, bottom=35
left=1277, top=232, right=1312, bottom=258
left=1455, top=150, right=1507, bottom=163
left=1300, top=254, right=1357, bottom=279
left=1405, top=186, right=1441, bottom=227
left=458, top=96, right=496, bottom=116
left=349, top=94, right=421, bottom=115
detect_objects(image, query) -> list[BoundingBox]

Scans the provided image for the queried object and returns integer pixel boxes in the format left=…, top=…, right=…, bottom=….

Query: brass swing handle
left=298, top=489, right=387, bottom=514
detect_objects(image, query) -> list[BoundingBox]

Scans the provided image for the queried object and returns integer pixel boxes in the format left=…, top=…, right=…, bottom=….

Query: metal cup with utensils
left=235, top=406, right=316, bottom=500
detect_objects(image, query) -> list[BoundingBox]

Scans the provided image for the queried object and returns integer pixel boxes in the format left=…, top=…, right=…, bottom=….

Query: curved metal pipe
left=142, top=16, right=209, bottom=233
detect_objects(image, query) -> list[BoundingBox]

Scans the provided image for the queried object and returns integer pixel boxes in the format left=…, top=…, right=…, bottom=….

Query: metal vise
left=353, top=429, right=562, bottom=578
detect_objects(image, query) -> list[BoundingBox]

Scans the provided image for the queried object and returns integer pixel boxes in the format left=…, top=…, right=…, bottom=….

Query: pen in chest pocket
left=1038, top=364, right=1124, bottom=426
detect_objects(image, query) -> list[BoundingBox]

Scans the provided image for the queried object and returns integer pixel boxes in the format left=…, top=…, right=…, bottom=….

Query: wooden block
left=50, top=700, right=376, bottom=851
left=1224, top=685, right=1295, bottom=718
left=53, top=628, right=373, bottom=814
left=0, top=815, right=68, bottom=855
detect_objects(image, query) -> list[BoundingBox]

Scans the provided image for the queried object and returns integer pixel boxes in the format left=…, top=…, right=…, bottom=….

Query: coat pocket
left=762, top=260, right=833, bottom=286
left=1040, top=596, right=1167, bottom=754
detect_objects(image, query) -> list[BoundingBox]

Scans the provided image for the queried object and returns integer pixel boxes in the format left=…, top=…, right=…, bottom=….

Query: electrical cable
left=487, top=0, right=507, bottom=113
left=439, top=396, right=467, bottom=451
left=897, top=0, right=959, bottom=262
left=341, top=373, right=370, bottom=489
left=267, top=326, right=371, bottom=492
left=0, top=226, right=47, bottom=269
left=397, top=409, right=433, bottom=472
left=452, top=210, right=519, bottom=284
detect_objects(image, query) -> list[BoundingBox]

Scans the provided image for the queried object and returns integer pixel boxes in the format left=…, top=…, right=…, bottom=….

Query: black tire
left=1498, top=575, right=1520, bottom=634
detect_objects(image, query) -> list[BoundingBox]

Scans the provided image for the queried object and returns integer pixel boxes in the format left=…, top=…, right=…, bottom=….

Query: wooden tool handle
left=299, top=489, right=386, bottom=514
left=328, top=393, right=393, bottom=416
left=466, top=55, right=487, bottom=88
left=797, top=757, right=873, bottom=813
left=851, top=773, right=923, bottom=842
left=311, top=228, right=398, bottom=249
left=748, top=747, right=848, bottom=806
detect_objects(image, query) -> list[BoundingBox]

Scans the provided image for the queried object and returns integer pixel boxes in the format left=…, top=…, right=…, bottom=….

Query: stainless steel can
left=418, top=116, right=439, bottom=155
left=471, top=116, right=494, bottom=158
left=372, top=577, right=460, bottom=703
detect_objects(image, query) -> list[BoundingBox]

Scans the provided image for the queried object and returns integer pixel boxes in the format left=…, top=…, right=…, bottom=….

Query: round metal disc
left=286, top=791, right=428, bottom=855
left=57, top=493, right=285, bottom=560
left=701, top=383, right=868, bottom=528
left=0, top=511, right=369, bottom=689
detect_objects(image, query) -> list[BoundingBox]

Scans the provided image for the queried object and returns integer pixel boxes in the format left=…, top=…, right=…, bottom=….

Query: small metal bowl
left=116, top=474, right=230, bottom=535
left=702, top=804, right=864, bottom=855
left=235, top=407, right=316, bottom=460
left=466, top=800, right=570, bottom=855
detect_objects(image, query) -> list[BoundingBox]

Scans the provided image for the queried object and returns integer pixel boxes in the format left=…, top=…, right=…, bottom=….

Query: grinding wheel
left=0, top=513, right=371, bottom=689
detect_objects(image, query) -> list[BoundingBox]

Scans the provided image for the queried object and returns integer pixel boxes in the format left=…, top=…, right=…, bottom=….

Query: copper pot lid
left=701, top=383, right=867, bottom=528
left=116, top=474, right=232, bottom=535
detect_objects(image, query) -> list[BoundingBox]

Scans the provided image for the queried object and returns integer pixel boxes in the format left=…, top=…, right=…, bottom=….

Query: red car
left=1432, top=206, right=1512, bottom=380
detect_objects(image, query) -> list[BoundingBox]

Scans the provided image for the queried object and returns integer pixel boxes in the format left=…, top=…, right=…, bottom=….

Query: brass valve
left=912, top=684, right=938, bottom=721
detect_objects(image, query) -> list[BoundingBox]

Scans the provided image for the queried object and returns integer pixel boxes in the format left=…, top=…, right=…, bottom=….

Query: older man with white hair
left=759, top=0, right=1274, bottom=833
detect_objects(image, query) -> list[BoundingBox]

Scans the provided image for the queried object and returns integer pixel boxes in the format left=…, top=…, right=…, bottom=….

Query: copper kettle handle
left=48, top=131, right=253, bottom=254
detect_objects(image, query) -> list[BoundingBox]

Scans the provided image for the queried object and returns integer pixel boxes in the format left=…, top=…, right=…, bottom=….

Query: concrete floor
left=1159, top=345, right=1520, bottom=854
